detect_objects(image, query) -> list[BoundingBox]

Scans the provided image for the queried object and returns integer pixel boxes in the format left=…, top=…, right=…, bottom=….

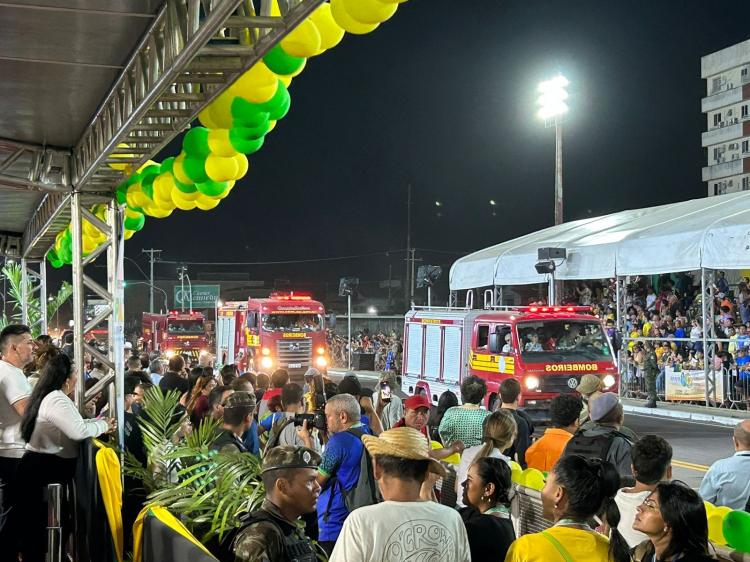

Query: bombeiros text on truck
left=142, top=310, right=209, bottom=358
left=216, top=292, right=330, bottom=378
left=401, top=303, right=619, bottom=422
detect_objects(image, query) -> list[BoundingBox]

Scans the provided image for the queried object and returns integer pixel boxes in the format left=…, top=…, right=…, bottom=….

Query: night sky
left=126, top=0, right=750, bottom=298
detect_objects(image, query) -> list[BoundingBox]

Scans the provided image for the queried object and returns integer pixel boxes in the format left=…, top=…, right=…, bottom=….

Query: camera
left=294, top=410, right=327, bottom=431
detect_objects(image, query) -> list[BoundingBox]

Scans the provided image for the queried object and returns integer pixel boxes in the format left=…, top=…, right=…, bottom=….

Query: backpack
left=324, top=427, right=381, bottom=519
left=563, top=427, right=630, bottom=462
left=263, top=416, right=295, bottom=455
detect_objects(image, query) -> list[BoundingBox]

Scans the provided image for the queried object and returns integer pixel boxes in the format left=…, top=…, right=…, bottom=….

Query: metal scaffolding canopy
left=0, top=0, right=324, bottom=260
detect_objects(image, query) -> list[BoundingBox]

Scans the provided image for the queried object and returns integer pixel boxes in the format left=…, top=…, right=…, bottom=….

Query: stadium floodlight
left=537, top=75, right=569, bottom=121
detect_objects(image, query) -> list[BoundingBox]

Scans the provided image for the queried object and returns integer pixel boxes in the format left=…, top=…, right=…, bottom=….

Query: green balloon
left=58, top=243, right=72, bottom=264
left=229, top=130, right=265, bottom=155
left=141, top=173, right=157, bottom=200
left=174, top=177, right=198, bottom=194
left=160, top=157, right=175, bottom=174
left=258, top=80, right=291, bottom=121
left=183, top=157, right=209, bottom=184
left=724, top=510, right=750, bottom=553
left=183, top=127, right=210, bottom=158
left=115, top=187, right=128, bottom=205
left=269, top=93, right=291, bottom=122
left=141, top=164, right=160, bottom=179
left=231, top=119, right=270, bottom=141
left=231, top=97, right=270, bottom=128
left=263, top=45, right=305, bottom=76
left=124, top=213, right=145, bottom=232
left=196, top=180, right=229, bottom=197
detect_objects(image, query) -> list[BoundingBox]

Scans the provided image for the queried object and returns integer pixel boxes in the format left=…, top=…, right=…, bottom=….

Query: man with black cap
left=212, top=391, right=257, bottom=454
left=233, top=445, right=322, bottom=562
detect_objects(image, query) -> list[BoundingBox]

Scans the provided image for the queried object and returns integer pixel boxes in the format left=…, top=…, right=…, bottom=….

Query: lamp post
left=215, top=298, right=223, bottom=365
left=537, top=75, right=569, bottom=226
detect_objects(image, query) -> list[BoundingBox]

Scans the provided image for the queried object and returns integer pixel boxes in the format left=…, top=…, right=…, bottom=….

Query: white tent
left=449, top=192, right=750, bottom=290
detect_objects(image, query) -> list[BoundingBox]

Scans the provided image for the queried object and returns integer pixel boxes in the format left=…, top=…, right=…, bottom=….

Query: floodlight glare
left=537, top=75, right=569, bottom=120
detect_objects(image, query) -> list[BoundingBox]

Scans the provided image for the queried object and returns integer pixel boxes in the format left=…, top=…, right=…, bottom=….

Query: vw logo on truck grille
left=567, top=377, right=579, bottom=389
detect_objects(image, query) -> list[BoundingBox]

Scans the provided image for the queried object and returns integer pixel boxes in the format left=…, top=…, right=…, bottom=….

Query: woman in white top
left=16, top=352, right=114, bottom=562
left=455, top=408, right=516, bottom=507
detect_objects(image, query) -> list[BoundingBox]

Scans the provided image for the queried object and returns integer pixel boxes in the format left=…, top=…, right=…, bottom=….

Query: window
left=743, top=140, right=749, bottom=153
left=476, top=324, right=489, bottom=348
left=714, top=183, right=722, bottom=195
left=743, top=105, right=748, bottom=118
left=714, top=146, right=725, bottom=162
left=713, top=77, right=722, bottom=93
left=743, top=177, right=750, bottom=191
left=493, top=325, right=513, bottom=354
left=714, top=113, right=722, bottom=126
left=743, top=67, right=748, bottom=78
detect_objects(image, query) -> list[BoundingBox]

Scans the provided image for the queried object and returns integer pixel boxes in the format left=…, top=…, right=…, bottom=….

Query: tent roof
left=449, top=192, right=750, bottom=290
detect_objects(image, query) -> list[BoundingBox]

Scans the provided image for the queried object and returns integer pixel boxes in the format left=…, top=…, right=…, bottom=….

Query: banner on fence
left=665, top=366, right=724, bottom=401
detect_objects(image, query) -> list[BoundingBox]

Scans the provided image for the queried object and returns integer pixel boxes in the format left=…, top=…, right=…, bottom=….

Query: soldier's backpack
left=563, top=427, right=630, bottom=462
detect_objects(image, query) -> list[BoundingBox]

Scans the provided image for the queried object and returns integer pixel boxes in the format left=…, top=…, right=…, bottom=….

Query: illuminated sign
left=544, top=363, right=598, bottom=372
left=282, top=333, right=308, bottom=338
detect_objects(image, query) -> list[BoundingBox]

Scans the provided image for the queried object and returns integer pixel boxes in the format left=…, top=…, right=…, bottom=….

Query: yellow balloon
left=171, top=191, right=198, bottom=211
left=195, top=195, right=221, bottom=211
left=310, top=3, right=345, bottom=50
left=136, top=160, right=159, bottom=174
left=124, top=229, right=135, bottom=240
left=281, top=18, right=322, bottom=58
left=174, top=186, right=202, bottom=201
left=231, top=62, right=278, bottom=104
left=142, top=205, right=173, bottom=219
left=331, top=0, right=379, bottom=34
left=172, top=154, right=194, bottom=186
left=108, top=143, right=133, bottom=171
left=375, top=0, right=408, bottom=4
left=520, top=468, right=545, bottom=491
left=708, top=506, right=731, bottom=545
left=342, top=0, right=397, bottom=24
left=127, top=184, right=150, bottom=210
left=233, top=154, right=249, bottom=179
left=509, top=461, right=523, bottom=484
left=82, top=235, right=98, bottom=254
left=208, top=129, right=239, bottom=158
left=213, top=181, right=235, bottom=200
left=124, top=206, right=144, bottom=220
left=277, top=74, right=293, bottom=88
left=267, top=120, right=277, bottom=133
left=205, top=154, right=239, bottom=182
left=198, top=107, right=219, bottom=129
left=207, top=90, right=235, bottom=129
left=153, top=173, right=175, bottom=204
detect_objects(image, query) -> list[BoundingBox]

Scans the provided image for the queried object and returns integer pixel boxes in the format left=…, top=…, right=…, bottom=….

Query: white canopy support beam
left=20, top=258, right=47, bottom=334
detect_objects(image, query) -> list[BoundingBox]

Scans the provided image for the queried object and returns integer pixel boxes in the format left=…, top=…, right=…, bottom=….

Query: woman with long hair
left=15, top=353, right=114, bottom=561
left=187, top=373, right=218, bottom=426
left=631, top=481, right=716, bottom=562
left=427, top=389, right=458, bottom=443
left=505, top=455, right=630, bottom=562
left=461, top=457, right=515, bottom=560
left=456, top=409, right=517, bottom=506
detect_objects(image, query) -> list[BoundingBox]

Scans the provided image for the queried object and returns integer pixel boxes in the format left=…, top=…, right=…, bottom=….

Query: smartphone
left=380, top=382, right=392, bottom=402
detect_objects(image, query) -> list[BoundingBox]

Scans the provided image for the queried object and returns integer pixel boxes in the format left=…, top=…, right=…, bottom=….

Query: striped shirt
left=438, top=405, right=491, bottom=447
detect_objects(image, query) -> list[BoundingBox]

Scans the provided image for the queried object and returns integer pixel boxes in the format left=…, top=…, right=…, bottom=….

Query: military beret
left=262, top=445, right=321, bottom=474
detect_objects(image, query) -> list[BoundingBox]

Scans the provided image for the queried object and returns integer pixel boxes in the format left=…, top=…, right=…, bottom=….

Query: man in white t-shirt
left=0, top=324, right=34, bottom=558
left=329, top=426, right=471, bottom=562
left=615, top=435, right=672, bottom=548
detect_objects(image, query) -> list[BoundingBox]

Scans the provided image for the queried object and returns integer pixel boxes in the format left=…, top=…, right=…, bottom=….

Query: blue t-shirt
left=241, top=420, right=260, bottom=455
left=317, top=423, right=371, bottom=542
left=259, top=412, right=285, bottom=432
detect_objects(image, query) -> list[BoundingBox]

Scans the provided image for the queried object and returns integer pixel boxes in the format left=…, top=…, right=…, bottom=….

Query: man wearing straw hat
left=329, top=427, right=471, bottom=562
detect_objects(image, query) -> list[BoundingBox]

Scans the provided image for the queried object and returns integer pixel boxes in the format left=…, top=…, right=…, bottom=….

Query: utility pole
left=142, top=249, right=161, bottom=313
left=410, top=248, right=416, bottom=305
left=177, top=265, right=187, bottom=312
left=405, top=183, right=412, bottom=308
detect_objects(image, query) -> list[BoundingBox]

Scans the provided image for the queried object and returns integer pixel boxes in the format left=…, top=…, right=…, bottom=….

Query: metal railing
left=47, top=483, right=63, bottom=562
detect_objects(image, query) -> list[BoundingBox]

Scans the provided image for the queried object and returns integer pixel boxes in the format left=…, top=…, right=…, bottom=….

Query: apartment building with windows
left=701, top=39, right=750, bottom=196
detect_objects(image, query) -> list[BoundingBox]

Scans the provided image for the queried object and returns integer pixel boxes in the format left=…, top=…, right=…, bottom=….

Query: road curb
left=622, top=403, right=743, bottom=427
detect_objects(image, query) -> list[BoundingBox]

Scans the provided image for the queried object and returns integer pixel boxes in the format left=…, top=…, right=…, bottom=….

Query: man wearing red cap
left=395, top=394, right=464, bottom=460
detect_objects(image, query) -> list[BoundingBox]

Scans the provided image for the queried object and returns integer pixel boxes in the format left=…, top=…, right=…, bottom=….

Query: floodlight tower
left=537, top=75, right=569, bottom=226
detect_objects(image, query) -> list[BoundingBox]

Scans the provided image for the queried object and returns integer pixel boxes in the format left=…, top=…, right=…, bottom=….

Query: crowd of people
left=1, top=321, right=749, bottom=561
left=561, top=272, right=750, bottom=407
left=327, top=329, right=402, bottom=371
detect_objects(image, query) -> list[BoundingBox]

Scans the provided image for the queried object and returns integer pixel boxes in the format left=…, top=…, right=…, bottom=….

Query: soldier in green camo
left=643, top=341, right=659, bottom=408
left=233, top=445, right=322, bottom=562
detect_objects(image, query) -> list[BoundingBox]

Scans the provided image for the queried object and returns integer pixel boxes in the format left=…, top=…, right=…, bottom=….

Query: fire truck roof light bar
left=269, top=291, right=312, bottom=301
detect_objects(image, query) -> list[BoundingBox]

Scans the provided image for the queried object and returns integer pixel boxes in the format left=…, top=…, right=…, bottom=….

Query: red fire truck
left=401, top=305, right=619, bottom=422
left=216, top=292, right=329, bottom=377
left=142, top=311, right=209, bottom=358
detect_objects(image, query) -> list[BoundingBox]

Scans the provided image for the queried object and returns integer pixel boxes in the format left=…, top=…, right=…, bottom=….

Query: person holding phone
left=374, top=372, right=404, bottom=430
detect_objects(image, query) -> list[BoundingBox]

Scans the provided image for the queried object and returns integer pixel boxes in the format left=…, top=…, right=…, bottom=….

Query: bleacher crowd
left=0, top=322, right=749, bottom=561
left=327, top=329, right=402, bottom=371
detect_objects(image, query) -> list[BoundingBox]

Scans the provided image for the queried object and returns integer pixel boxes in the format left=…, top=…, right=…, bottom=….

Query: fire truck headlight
left=165, top=350, right=175, bottom=359
left=261, top=356, right=274, bottom=370
left=316, top=346, right=326, bottom=355
left=525, top=376, right=540, bottom=390
left=261, top=347, right=271, bottom=356
left=315, top=356, right=328, bottom=368
left=603, top=374, right=616, bottom=389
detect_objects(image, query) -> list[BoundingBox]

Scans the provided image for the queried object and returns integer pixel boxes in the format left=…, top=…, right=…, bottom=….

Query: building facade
left=702, top=39, right=750, bottom=196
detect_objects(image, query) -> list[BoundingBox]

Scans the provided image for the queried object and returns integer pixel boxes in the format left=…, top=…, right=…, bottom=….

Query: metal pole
left=554, top=121, right=563, bottom=226
left=405, top=183, right=411, bottom=308
left=40, top=259, right=47, bottom=334
left=46, top=483, right=63, bottom=562
left=109, top=201, right=126, bottom=448
left=149, top=252, right=154, bottom=313
left=186, top=274, right=193, bottom=313
left=347, top=293, right=352, bottom=370
left=21, top=258, right=28, bottom=325
left=427, top=286, right=431, bottom=308
left=547, top=272, right=556, bottom=305
left=71, top=192, right=86, bottom=412
left=410, top=248, right=416, bottom=305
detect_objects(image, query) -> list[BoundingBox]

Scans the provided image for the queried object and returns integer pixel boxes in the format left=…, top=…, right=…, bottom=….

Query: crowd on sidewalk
left=1, top=321, right=749, bottom=561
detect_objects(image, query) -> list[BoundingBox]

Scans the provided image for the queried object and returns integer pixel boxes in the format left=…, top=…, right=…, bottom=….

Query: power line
left=157, top=249, right=412, bottom=266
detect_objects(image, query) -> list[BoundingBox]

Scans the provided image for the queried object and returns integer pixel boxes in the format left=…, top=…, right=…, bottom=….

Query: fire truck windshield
left=167, top=320, right=204, bottom=334
left=517, top=320, right=611, bottom=361
left=262, top=313, right=322, bottom=332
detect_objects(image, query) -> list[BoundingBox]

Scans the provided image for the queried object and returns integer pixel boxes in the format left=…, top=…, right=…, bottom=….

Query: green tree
left=0, top=260, right=72, bottom=336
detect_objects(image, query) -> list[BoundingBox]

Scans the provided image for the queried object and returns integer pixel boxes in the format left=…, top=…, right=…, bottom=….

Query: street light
left=489, top=199, right=497, bottom=217
left=367, top=306, right=378, bottom=315
left=537, top=74, right=569, bottom=226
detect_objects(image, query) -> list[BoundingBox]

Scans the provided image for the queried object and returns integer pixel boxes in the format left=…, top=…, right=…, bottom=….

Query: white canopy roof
left=449, top=192, right=750, bottom=290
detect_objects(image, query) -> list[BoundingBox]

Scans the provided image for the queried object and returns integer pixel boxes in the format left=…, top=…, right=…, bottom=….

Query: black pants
left=0, top=456, right=21, bottom=560
left=15, top=451, right=77, bottom=562
left=319, top=541, right=336, bottom=557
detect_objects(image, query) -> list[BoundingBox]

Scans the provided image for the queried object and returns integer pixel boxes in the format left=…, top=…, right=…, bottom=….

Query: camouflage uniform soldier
left=643, top=342, right=659, bottom=408
left=233, top=446, right=322, bottom=562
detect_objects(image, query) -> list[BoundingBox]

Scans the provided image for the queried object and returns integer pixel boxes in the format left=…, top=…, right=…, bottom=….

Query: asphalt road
left=328, top=369, right=736, bottom=488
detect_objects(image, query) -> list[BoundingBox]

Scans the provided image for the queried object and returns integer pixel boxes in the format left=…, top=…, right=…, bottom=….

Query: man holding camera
left=233, top=445, right=322, bottom=562
left=262, top=383, right=321, bottom=453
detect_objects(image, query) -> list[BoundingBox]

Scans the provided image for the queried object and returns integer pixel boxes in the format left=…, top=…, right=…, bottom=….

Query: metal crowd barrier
left=47, top=483, right=63, bottom=562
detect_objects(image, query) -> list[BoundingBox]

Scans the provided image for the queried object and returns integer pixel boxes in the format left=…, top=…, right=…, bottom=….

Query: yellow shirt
left=505, top=526, right=611, bottom=562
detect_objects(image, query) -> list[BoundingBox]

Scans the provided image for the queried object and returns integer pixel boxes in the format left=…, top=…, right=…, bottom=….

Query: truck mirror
left=488, top=332, right=502, bottom=354
left=328, top=313, right=337, bottom=329
left=246, top=312, right=258, bottom=330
